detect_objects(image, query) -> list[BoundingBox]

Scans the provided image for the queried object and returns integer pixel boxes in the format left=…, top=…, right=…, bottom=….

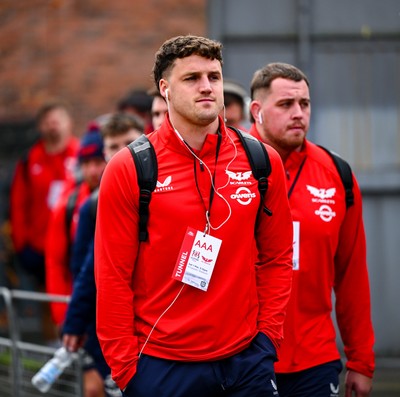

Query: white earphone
left=258, top=111, right=263, bottom=124
left=165, top=89, right=169, bottom=101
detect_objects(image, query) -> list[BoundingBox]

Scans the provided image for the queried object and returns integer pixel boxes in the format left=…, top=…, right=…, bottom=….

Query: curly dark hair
left=153, top=35, right=223, bottom=91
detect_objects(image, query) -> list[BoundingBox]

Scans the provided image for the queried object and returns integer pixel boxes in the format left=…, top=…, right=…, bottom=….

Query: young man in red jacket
left=10, top=100, right=79, bottom=287
left=45, top=125, right=106, bottom=328
left=249, top=62, right=374, bottom=397
left=95, top=35, right=293, bottom=397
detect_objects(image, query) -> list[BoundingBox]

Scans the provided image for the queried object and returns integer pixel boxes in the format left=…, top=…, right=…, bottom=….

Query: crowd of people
left=2, top=34, right=374, bottom=397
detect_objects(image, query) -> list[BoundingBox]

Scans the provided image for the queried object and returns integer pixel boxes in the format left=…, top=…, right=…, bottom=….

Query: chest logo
left=155, top=176, right=173, bottom=192
left=226, top=170, right=252, bottom=182
left=315, top=204, right=336, bottom=222
left=230, top=187, right=256, bottom=205
left=306, top=185, right=336, bottom=199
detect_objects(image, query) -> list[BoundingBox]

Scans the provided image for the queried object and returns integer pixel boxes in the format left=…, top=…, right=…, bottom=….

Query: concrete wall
left=208, top=0, right=400, bottom=356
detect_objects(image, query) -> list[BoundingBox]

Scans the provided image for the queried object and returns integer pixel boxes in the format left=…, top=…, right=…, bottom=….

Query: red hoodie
left=10, top=138, right=79, bottom=254
left=250, top=125, right=375, bottom=378
left=95, top=116, right=293, bottom=389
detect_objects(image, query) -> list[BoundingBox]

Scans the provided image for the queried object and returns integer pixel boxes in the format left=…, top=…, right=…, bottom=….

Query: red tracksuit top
left=10, top=138, right=79, bottom=254
left=45, top=181, right=91, bottom=325
left=95, top=116, right=294, bottom=389
left=251, top=125, right=375, bottom=378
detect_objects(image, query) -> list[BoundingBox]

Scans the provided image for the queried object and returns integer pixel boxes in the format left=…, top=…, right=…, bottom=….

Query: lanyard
left=193, top=131, right=222, bottom=232
left=287, top=156, right=307, bottom=199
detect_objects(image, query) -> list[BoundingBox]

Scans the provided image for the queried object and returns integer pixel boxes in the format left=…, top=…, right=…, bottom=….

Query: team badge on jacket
left=306, top=185, right=337, bottom=222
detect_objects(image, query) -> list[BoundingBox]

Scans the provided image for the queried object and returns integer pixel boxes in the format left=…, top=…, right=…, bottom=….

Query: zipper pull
left=263, top=206, right=273, bottom=216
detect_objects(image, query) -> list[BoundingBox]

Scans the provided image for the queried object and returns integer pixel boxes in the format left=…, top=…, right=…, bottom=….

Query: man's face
left=257, top=78, right=310, bottom=152
left=80, top=157, right=107, bottom=191
left=38, top=108, right=72, bottom=144
left=103, top=129, right=142, bottom=161
left=162, top=55, right=224, bottom=127
left=151, top=96, right=168, bottom=129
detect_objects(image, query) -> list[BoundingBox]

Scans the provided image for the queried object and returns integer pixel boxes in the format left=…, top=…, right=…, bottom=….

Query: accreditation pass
left=172, top=227, right=222, bottom=291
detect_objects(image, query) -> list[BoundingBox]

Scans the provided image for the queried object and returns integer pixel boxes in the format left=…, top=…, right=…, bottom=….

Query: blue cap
left=78, top=122, right=105, bottom=163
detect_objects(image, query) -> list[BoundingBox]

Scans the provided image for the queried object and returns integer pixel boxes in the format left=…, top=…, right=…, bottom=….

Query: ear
left=249, top=101, right=262, bottom=123
left=159, top=79, right=169, bottom=100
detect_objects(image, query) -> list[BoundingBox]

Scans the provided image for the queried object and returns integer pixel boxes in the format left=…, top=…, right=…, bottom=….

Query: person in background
left=10, top=99, right=79, bottom=289
left=249, top=62, right=374, bottom=397
left=95, top=34, right=293, bottom=397
left=62, top=113, right=144, bottom=397
left=222, top=78, right=249, bottom=130
left=9, top=99, right=79, bottom=342
left=117, top=89, right=153, bottom=134
left=148, top=87, right=168, bottom=129
left=45, top=124, right=106, bottom=328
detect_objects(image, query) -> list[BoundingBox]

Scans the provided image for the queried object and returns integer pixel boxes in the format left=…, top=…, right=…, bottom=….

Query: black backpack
left=318, top=146, right=354, bottom=209
left=127, top=127, right=272, bottom=242
left=127, top=132, right=355, bottom=242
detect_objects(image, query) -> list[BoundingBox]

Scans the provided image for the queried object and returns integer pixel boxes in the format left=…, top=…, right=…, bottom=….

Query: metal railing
left=0, top=287, right=84, bottom=397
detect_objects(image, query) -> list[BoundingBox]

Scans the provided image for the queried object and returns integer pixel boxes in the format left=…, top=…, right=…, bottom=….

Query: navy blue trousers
left=122, top=332, right=279, bottom=397
left=276, top=360, right=343, bottom=397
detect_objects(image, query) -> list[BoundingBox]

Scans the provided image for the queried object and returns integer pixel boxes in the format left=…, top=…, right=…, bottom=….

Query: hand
left=345, top=370, right=372, bottom=397
left=62, top=333, right=86, bottom=352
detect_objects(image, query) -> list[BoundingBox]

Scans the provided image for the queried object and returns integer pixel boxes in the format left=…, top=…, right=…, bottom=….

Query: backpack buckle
left=258, top=176, right=268, bottom=193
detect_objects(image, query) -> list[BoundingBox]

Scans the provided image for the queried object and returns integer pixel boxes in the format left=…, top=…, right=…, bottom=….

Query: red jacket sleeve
left=255, top=145, right=293, bottom=351
left=45, top=196, right=73, bottom=326
left=95, top=150, right=140, bottom=389
left=334, top=176, right=375, bottom=377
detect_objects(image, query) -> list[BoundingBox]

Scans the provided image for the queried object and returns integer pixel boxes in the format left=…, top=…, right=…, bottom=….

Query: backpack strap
left=318, top=145, right=354, bottom=208
left=64, top=185, right=81, bottom=260
left=128, top=135, right=158, bottom=242
left=65, top=186, right=80, bottom=235
left=229, top=127, right=272, bottom=216
left=89, top=188, right=99, bottom=220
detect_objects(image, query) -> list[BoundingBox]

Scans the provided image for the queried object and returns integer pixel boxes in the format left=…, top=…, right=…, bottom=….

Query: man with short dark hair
left=223, top=79, right=249, bottom=130
left=148, top=87, right=168, bottom=130
left=117, top=89, right=153, bottom=134
left=10, top=99, right=79, bottom=286
left=95, top=35, right=293, bottom=397
left=249, top=62, right=374, bottom=397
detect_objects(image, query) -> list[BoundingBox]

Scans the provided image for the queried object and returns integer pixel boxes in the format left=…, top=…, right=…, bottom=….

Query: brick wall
left=0, top=0, right=207, bottom=134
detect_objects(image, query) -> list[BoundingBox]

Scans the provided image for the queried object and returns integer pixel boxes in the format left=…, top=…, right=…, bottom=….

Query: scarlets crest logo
left=306, top=185, right=337, bottom=222
left=226, top=170, right=252, bottom=181
left=306, top=185, right=336, bottom=199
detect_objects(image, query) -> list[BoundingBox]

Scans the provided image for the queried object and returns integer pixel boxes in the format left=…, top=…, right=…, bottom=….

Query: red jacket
left=250, top=125, right=375, bottom=378
left=10, top=138, right=79, bottom=254
left=45, top=181, right=91, bottom=325
left=95, top=116, right=293, bottom=389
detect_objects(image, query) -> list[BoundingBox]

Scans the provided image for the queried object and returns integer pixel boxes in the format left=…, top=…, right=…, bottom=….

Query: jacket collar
left=156, top=114, right=229, bottom=158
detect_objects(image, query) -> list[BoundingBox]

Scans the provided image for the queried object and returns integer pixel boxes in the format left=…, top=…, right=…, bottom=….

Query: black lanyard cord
left=287, top=156, right=307, bottom=199
left=192, top=130, right=222, bottom=220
